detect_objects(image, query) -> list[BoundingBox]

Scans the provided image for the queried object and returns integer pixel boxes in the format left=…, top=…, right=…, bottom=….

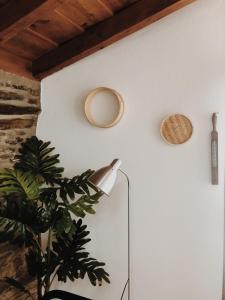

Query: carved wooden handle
left=212, top=113, right=218, bottom=131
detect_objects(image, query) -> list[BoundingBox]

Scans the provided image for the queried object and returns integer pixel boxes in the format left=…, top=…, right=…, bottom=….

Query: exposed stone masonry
left=0, top=70, right=40, bottom=299
left=0, top=70, right=40, bottom=169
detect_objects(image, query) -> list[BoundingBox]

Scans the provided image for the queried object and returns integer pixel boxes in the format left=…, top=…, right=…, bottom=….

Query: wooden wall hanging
left=84, top=87, right=124, bottom=128
left=160, top=114, right=193, bottom=145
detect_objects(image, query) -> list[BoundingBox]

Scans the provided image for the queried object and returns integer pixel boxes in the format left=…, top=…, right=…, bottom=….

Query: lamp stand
left=119, top=169, right=131, bottom=300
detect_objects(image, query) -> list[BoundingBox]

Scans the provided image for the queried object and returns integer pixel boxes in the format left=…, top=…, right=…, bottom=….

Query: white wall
left=38, top=1, right=225, bottom=299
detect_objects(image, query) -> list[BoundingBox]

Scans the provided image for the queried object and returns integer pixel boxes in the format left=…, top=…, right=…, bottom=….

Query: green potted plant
left=0, top=136, right=110, bottom=300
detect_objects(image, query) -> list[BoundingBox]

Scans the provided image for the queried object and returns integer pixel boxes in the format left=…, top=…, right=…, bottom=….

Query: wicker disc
left=160, top=114, right=193, bottom=145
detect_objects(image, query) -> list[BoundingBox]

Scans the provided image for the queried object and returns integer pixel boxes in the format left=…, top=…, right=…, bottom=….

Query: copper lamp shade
left=88, top=159, right=122, bottom=196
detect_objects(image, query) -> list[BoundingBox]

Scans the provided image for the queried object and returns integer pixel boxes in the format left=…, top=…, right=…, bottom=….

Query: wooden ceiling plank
left=56, top=1, right=95, bottom=29
left=76, top=0, right=113, bottom=22
left=97, top=0, right=114, bottom=15
left=2, top=29, right=57, bottom=61
left=99, top=0, right=138, bottom=12
left=27, top=28, right=58, bottom=47
left=0, top=0, right=64, bottom=45
left=56, top=0, right=112, bottom=30
left=29, top=11, right=83, bottom=44
left=54, top=10, right=85, bottom=32
left=98, top=0, right=124, bottom=12
left=33, top=0, right=196, bottom=79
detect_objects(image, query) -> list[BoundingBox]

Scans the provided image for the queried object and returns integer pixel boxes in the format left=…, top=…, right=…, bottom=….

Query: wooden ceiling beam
left=0, top=0, right=63, bottom=44
left=32, top=0, right=196, bottom=79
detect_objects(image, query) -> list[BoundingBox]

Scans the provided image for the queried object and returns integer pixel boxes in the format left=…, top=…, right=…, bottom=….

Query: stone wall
left=0, top=70, right=40, bottom=169
left=0, top=70, right=41, bottom=299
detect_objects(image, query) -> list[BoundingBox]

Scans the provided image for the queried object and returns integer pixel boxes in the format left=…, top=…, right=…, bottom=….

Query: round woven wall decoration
left=160, top=114, right=193, bottom=145
left=84, top=87, right=124, bottom=128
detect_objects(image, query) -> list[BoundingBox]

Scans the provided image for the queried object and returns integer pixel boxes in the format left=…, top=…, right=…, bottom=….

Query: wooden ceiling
left=0, top=0, right=195, bottom=81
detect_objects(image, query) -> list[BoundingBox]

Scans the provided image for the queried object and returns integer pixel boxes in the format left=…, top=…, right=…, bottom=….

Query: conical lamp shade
left=88, top=159, right=122, bottom=196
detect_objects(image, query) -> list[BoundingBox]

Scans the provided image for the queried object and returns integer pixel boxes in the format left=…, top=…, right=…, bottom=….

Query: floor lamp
left=88, top=159, right=130, bottom=300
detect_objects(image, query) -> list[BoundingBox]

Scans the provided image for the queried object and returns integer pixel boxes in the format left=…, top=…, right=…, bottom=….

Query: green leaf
left=90, top=191, right=103, bottom=201
left=0, top=197, right=51, bottom=245
left=40, top=187, right=58, bottom=211
left=15, top=136, right=64, bottom=185
left=0, top=169, right=39, bottom=200
left=51, top=219, right=110, bottom=286
left=68, top=203, right=86, bottom=218
left=54, top=208, right=74, bottom=237
left=57, top=170, right=101, bottom=203
left=41, top=250, right=59, bottom=286
left=67, top=194, right=101, bottom=218
left=83, top=206, right=95, bottom=214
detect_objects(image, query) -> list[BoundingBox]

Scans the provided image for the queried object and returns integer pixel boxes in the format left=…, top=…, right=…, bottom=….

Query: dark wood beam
left=0, top=0, right=63, bottom=44
left=33, top=0, right=196, bottom=79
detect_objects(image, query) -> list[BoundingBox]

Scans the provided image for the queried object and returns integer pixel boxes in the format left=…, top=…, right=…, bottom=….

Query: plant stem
left=27, top=226, right=45, bottom=256
left=33, top=235, right=45, bottom=256
left=47, top=228, right=52, bottom=264
left=49, top=270, right=57, bottom=290
left=37, top=234, right=42, bottom=300
left=45, top=228, right=52, bottom=293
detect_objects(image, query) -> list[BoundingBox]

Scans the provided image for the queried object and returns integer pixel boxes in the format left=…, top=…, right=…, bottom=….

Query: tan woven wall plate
left=160, top=114, right=193, bottom=145
left=84, top=87, right=124, bottom=128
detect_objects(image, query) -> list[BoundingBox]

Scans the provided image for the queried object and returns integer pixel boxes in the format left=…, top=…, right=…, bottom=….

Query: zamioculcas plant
left=0, top=136, right=110, bottom=300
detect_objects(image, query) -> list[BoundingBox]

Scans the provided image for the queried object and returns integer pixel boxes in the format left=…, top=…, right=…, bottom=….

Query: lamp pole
left=119, top=169, right=130, bottom=300
left=88, top=159, right=131, bottom=300
left=222, top=170, right=225, bottom=300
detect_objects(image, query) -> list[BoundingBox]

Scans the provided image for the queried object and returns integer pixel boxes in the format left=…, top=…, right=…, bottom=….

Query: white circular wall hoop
left=84, top=87, right=124, bottom=128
